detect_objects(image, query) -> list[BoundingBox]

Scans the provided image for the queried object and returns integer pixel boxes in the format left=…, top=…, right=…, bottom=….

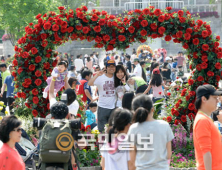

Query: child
left=85, top=102, right=97, bottom=129
left=43, top=59, right=68, bottom=98
left=171, top=58, right=177, bottom=81
left=100, top=108, right=132, bottom=170
left=143, top=68, right=169, bottom=103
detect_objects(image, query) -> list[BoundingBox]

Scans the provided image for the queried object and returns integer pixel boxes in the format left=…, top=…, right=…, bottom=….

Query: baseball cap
left=106, top=60, right=116, bottom=67
left=196, top=84, right=222, bottom=99
left=152, top=68, right=160, bottom=74
left=134, top=58, right=139, bottom=62
left=165, top=57, right=171, bottom=61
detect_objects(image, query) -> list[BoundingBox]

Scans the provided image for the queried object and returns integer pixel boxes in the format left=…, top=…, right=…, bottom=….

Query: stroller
left=16, top=129, right=39, bottom=170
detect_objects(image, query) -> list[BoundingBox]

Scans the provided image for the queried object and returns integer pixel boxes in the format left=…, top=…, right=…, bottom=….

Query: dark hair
left=0, top=115, right=22, bottom=143
left=163, top=62, right=168, bottom=69
left=195, top=94, right=210, bottom=110
left=126, top=55, right=131, bottom=60
left=115, top=56, right=119, bottom=60
left=0, top=63, right=7, bottom=68
left=122, top=92, right=135, bottom=110
left=87, top=57, right=91, bottom=62
left=51, top=101, right=69, bottom=119
left=77, top=55, right=80, bottom=58
left=90, top=54, right=93, bottom=57
left=68, top=77, right=78, bottom=87
left=63, top=88, right=76, bottom=105
left=70, top=65, right=75, bottom=71
left=108, top=108, right=132, bottom=143
left=150, top=73, right=163, bottom=87
left=163, top=77, right=167, bottom=81
left=132, top=95, right=153, bottom=123
left=89, top=102, right=97, bottom=108
left=95, top=66, right=100, bottom=70
left=114, top=65, right=128, bottom=88
left=150, top=62, right=159, bottom=73
left=146, top=67, right=150, bottom=71
left=140, top=62, right=147, bottom=82
left=118, top=62, right=123, bottom=65
left=58, top=59, right=68, bottom=68
left=81, top=70, right=92, bottom=79
left=212, top=110, right=219, bottom=121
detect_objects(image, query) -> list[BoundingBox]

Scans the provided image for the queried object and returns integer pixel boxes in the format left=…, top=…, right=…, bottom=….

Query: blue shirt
left=172, top=62, right=177, bottom=68
left=83, top=79, right=92, bottom=104
left=106, top=56, right=110, bottom=60
left=85, top=110, right=96, bottom=126
left=4, top=75, right=15, bottom=98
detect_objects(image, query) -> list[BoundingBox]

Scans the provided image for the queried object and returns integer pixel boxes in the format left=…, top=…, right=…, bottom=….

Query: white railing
left=184, top=4, right=218, bottom=13
left=124, top=1, right=184, bottom=11
left=93, top=6, right=125, bottom=14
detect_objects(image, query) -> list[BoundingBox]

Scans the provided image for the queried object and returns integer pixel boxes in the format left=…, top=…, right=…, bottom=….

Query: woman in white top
left=114, top=65, right=130, bottom=107
left=128, top=95, right=174, bottom=170
left=85, top=56, right=93, bottom=71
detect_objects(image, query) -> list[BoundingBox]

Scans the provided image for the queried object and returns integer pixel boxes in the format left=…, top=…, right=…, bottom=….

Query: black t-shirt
left=126, top=61, right=131, bottom=73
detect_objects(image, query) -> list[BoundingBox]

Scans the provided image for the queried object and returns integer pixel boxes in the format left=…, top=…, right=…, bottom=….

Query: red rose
left=201, top=62, right=208, bottom=69
left=186, top=95, right=190, bottom=101
left=82, top=27, right=90, bottom=34
left=166, top=7, right=172, bottom=10
left=188, top=79, right=194, bottom=85
left=174, top=119, right=179, bottom=125
left=188, top=113, right=195, bottom=120
left=189, top=91, right=196, bottom=96
left=44, top=62, right=50, bottom=70
left=184, top=33, right=191, bottom=40
left=22, top=82, right=29, bottom=88
left=139, top=38, right=147, bottom=43
left=165, top=35, right=172, bottom=41
left=175, top=103, right=180, bottom=108
left=25, top=103, right=31, bottom=108
left=35, top=70, right=42, bottom=77
left=35, top=79, right=42, bottom=86
left=158, top=26, right=166, bottom=34
left=201, top=55, right=208, bottom=62
left=151, top=34, right=158, bottom=39
left=158, top=15, right=165, bottom=22
left=214, top=42, right=220, bottom=48
left=140, top=30, right=147, bottom=36
left=128, top=26, right=135, bottom=33
left=178, top=10, right=184, bottom=17
left=33, top=96, right=39, bottom=104
left=186, top=28, right=193, bottom=34
left=91, top=14, right=99, bottom=21
left=179, top=17, right=186, bottom=23
left=36, top=14, right=42, bottom=19
left=196, top=64, right=202, bottom=71
left=216, top=75, right=221, bottom=81
left=18, top=67, right=23, bottom=75
left=77, top=12, right=84, bottom=19
left=181, top=115, right=187, bottom=123
left=107, top=45, right=114, bottom=51
left=29, top=64, right=35, bottom=71
left=193, top=38, right=199, bottom=45
left=46, top=53, right=51, bottom=58
left=32, top=88, right=38, bottom=95
left=41, top=40, right=48, bottom=47
left=197, top=19, right=203, bottom=26
left=43, top=22, right=51, bottom=30
left=103, top=35, right=110, bottom=42
left=167, top=92, right=171, bottom=96
left=109, top=15, right=115, bottom=19
left=141, top=20, right=148, bottom=27
left=12, top=59, right=18, bottom=66
left=217, top=52, right=222, bottom=59
left=216, top=35, right=220, bottom=41
left=82, top=6, right=87, bottom=11
left=22, top=52, right=29, bottom=58
left=21, top=92, right=26, bottom=99
left=176, top=31, right=183, bottom=38
left=58, top=6, right=65, bottom=10
left=202, top=30, right=208, bottom=38
left=95, top=36, right=102, bottom=43
left=52, top=24, right=59, bottom=32
left=166, top=116, right=172, bottom=123
left=143, top=8, right=150, bottom=15
left=215, top=62, right=221, bottom=69
left=118, top=35, right=126, bottom=42
left=183, top=43, right=189, bottom=49
left=202, top=44, right=209, bottom=51
left=77, top=113, right=81, bottom=118
left=24, top=78, right=32, bottom=85
left=31, top=47, right=38, bottom=55
left=207, top=71, right=214, bottom=77
left=154, top=9, right=161, bottom=16
left=99, top=19, right=106, bottom=26
left=75, top=24, right=83, bottom=30
left=197, top=76, right=204, bottom=81
left=35, top=56, right=42, bottom=63
left=11, top=71, right=16, bottom=78
left=94, top=26, right=101, bottom=33
left=32, top=110, right=38, bottom=117
left=150, top=23, right=157, bottom=30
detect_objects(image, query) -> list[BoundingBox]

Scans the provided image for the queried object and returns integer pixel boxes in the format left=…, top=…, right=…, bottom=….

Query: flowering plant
left=13, top=6, right=221, bottom=121
left=1, top=34, right=10, bottom=41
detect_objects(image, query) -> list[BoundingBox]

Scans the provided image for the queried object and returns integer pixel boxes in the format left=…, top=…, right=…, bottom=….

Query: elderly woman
left=0, top=115, right=25, bottom=170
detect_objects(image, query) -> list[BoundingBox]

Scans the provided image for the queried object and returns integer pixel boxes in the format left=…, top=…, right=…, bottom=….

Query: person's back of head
left=150, top=69, right=162, bottom=87
left=77, top=55, right=80, bottom=59
left=118, top=61, right=123, bottom=65
left=70, top=65, right=75, bottom=71
left=126, top=55, right=131, bottom=60
left=81, top=69, right=92, bottom=79
left=132, top=94, right=153, bottom=123
left=153, top=63, right=159, bottom=69
left=63, top=89, right=76, bottom=105
left=51, top=101, right=69, bottom=119
left=122, top=92, right=135, bottom=110
left=108, top=108, right=132, bottom=143
left=163, top=62, right=168, bottom=69
left=87, top=57, right=91, bottom=62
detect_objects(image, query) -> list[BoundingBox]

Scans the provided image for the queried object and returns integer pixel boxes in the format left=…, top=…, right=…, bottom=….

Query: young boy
left=85, top=102, right=97, bottom=130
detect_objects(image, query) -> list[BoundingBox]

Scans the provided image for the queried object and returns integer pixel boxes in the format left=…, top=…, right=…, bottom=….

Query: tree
left=0, top=0, right=62, bottom=46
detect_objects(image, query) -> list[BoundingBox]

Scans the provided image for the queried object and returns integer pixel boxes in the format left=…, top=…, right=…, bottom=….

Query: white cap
left=84, top=54, right=88, bottom=57
left=166, top=57, right=171, bottom=61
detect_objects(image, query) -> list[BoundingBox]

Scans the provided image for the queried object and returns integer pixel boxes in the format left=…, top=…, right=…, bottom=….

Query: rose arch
left=12, top=6, right=222, bottom=126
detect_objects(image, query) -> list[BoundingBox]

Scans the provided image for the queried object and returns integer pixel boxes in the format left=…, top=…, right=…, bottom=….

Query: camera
left=33, top=118, right=81, bottom=130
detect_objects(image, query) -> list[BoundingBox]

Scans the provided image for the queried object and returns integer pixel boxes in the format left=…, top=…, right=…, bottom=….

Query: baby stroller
left=16, top=129, right=39, bottom=170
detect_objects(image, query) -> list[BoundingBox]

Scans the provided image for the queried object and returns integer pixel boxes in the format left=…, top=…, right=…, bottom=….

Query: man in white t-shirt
left=74, top=54, right=84, bottom=73
left=132, top=58, right=142, bottom=78
left=88, top=60, right=116, bottom=132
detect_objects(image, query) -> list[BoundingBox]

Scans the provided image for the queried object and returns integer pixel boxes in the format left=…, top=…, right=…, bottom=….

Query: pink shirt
left=86, top=60, right=93, bottom=70
left=176, top=56, right=185, bottom=67
left=151, top=84, right=164, bottom=98
left=0, top=143, right=25, bottom=170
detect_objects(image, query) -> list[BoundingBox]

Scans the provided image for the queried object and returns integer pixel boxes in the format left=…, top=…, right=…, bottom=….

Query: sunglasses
left=13, top=127, right=22, bottom=132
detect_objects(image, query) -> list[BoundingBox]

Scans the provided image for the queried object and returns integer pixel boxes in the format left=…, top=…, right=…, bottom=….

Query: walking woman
left=0, top=115, right=25, bottom=170
left=128, top=95, right=174, bottom=170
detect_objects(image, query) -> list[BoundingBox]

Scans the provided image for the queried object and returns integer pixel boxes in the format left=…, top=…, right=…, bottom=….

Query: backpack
left=39, top=119, right=73, bottom=164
